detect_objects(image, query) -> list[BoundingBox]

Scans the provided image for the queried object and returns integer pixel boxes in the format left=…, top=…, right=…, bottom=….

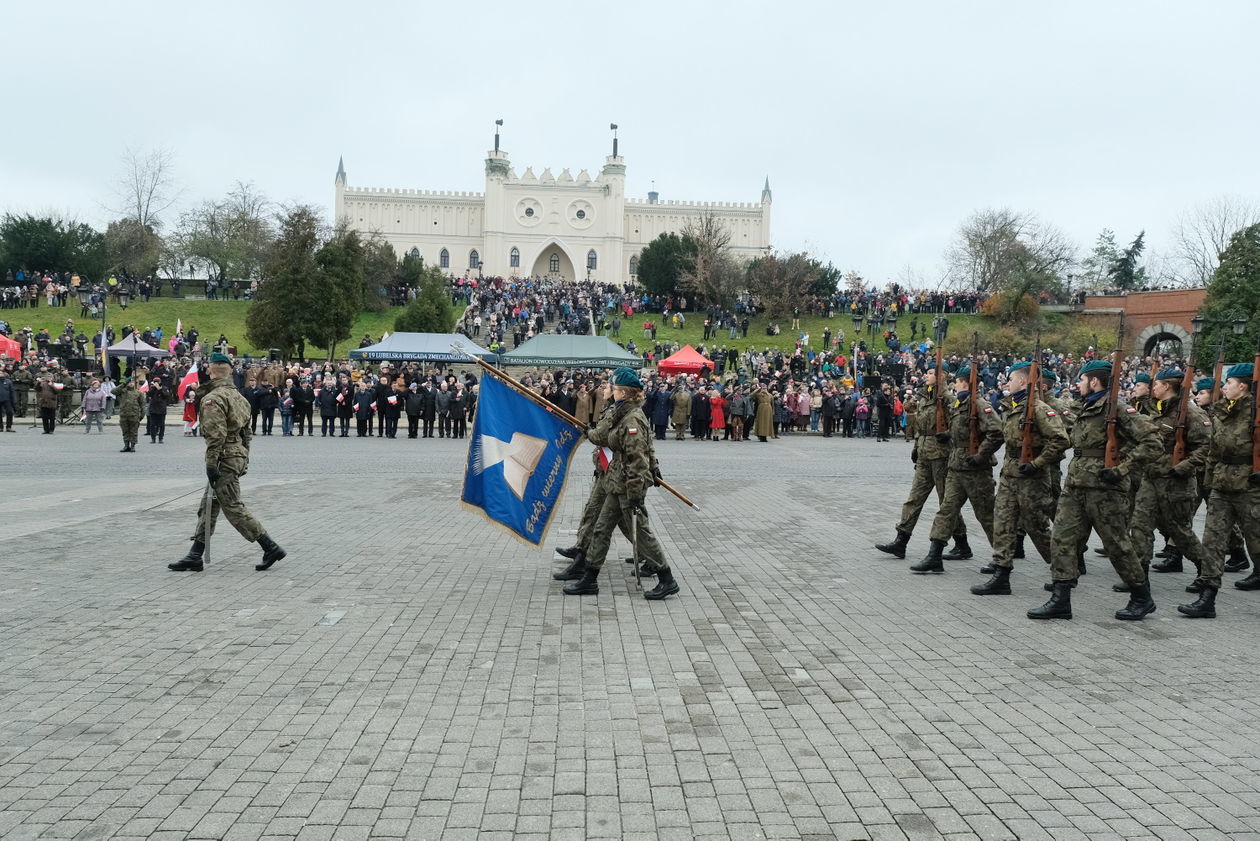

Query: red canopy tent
left=657, top=345, right=713, bottom=376
left=0, top=334, right=22, bottom=361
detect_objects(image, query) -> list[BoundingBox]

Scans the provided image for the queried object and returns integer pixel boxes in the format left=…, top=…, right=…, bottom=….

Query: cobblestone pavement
left=2, top=426, right=1259, bottom=841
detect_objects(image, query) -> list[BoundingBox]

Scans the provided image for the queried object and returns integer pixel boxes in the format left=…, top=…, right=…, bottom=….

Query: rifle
left=933, top=345, right=947, bottom=435
left=1103, top=321, right=1126, bottom=468
left=1020, top=332, right=1041, bottom=464
left=1252, top=345, right=1260, bottom=473
left=1211, top=351, right=1225, bottom=407
left=1171, top=364, right=1195, bottom=467
left=968, top=332, right=980, bottom=455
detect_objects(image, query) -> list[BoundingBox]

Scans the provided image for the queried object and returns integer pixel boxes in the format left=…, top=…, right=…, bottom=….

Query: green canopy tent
left=498, top=334, right=643, bottom=369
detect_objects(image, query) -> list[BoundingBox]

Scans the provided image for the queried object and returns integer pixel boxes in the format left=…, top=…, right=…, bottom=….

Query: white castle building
left=333, top=131, right=771, bottom=285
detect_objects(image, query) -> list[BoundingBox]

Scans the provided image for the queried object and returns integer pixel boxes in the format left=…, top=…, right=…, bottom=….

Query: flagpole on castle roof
left=450, top=342, right=700, bottom=511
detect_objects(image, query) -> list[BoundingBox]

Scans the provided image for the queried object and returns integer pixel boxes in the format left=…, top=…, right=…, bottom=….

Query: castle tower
left=482, top=123, right=511, bottom=277
left=334, top=156, right=347, bottom=222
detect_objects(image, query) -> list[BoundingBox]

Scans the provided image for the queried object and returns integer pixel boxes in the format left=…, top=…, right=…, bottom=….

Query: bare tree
left=747, top=251, right=821, bottom=316
left=678, top=210, right=734, bottom=306
left=175, top=182, right=274, bottom=285
left=945, top=208, right=1076, bottom=295
left=1170, top=196, right=1260, bottom=288
left=111, top=146, right=181, bottom=230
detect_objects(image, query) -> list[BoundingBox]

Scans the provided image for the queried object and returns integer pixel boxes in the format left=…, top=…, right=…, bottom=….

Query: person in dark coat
left=689, top=387, right=711, bottom=439
left=421, top=382, right=437, bottom=438
left=334, top=375, right=353, bottom=437
left=354, top=382, right=376, bottom=437
left=373, top=374, right=394, bottom=437
left=405, top=381, right=426, bottom=438
left=317, top=380, right=339, bottom=437
left=293, top=379, right=315, bottom=436
left=146, top=379, right=172, bottom=443
left=257, top=383, right=278, bottom=436
left=649, top=384, right=672, bottom=439
left=449, top=385, right=467, bottom=439
left=382, top=382, right=403, bottom=438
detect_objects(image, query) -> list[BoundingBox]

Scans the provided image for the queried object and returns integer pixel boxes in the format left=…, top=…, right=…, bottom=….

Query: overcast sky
left=5, top=0, right=1259, bottom=284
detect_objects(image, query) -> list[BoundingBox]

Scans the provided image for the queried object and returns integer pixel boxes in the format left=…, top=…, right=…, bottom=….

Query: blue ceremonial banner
left=460, top=372, right=584, bottom=546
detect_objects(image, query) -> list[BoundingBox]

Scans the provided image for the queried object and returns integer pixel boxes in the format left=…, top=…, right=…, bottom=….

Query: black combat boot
left=256, top=533, right=286, bottom=571
left=941, top=536, right=972, bottom=561
left=556, top=545, right=582, bottom=559
left=875, top=530, right=910, bottom=559
left=910, top=539, right=946, bottom=575
left=1115, top=581, right=1156, bottom=621
left=1177, top=586, right=1218, bottom=618
left=1235, top=571, right=1260, bottom=590
left=1028, top=583, right=1072, bottom=620
left=168, top=541, right=205, bottom=572
left=552, top=551, right=587, bottom=581
left=1013, top=536, right=1026, bottom=560
left=1155, top=541, right=1173, bottom=559
left=979, top=563, right=997, bottom=574
left=1186, top=579, right=1205, bottom=593
left=562, top=566, right=600, bottom=595
left=643, top=568, right=679, bottom=600
left=1224, top=545, right=1251, bottom=573
left=970, top=566, right=1011, bottom=595
left=1113, top=571, right=1148, bottom=593
left=1094, top=547, right=1109, bottom=557
left=1151, top=551, right=1183, bottom=573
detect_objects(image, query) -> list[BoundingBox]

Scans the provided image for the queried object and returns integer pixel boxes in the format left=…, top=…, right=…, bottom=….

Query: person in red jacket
left=708, top=387, right=726, bottom=442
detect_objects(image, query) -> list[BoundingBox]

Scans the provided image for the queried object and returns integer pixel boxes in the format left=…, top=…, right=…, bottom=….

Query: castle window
left=469, top=250, right=480, bottom=269
left=440, top=249, right=449, bottom=268
left=549, top=253, right=560, bottom=273
left=409, top=247, right=420, bottom=258
left=524, top=207, right=534, bottom=217
left=587, top=250, right=598, bottom=270
left=510, top=247, right=520, bottom=268
left=576, top=209, right=586, bottom=220
left=629, top=256, right=639, bottom=276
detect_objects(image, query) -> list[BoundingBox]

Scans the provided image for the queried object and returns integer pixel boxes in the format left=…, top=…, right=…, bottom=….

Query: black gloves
left=1250, top=471, right=1260, bottom=487
left=910, top=448, right=919, bottom=464
left=1100, top=467, right=1122, bottom=485
left=935, top=432, right=950, bottom=443
left=206, top=465, right=221, bottom=485
left=1018, top=462, right=1040, bottom=477
left=652, top=465, right=663, bottom=487
left=965, top=454, right=985, bottom=468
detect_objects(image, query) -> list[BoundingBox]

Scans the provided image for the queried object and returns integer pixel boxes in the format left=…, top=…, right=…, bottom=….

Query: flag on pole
left=176, top=368, right=199, bottom=399
left=461, top=371, right=583, bottom=546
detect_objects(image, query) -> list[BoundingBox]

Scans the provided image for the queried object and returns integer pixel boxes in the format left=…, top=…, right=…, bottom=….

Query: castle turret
left=334, top=156, right=347, bottom=221
left=761, top=176, right=772, bottom=204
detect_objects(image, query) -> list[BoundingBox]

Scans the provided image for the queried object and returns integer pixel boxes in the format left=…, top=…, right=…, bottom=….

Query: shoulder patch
left=1204, top=420, right=1212, bottom=426
left=627, top=427, right=638, bottom=434
left=983, top=407, right=993, bottom=413
left=1126, top=407, right=1137, bottom=413
left=1045, top=410, right=1057, bottom=417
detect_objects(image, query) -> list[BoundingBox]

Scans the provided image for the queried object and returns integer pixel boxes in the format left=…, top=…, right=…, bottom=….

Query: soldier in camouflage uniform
left=115, top=377, right=146, bottom=452
left=169, top=353, right=286, bottom=573
left=1179, top=363, right=1260, bottom=617
left=13, top=363, right=32, bottom=417
left=563, top=367, right=678, bottom=599
left=1129, top=368, right=1211, bottom=591
left=910, top=364, right=1003, bottom=575
left=1189, top=377, right=1252, bottom=575
left=971, top=361, right=1068, bottom=595
left=874, top=365, right=968, bottom=560
left=554, top=381, right=667, bottom=581
left=1028, top=360, right=1161, bottom=621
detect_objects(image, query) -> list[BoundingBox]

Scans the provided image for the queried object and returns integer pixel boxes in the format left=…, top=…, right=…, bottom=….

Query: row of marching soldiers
left=875, top=357, right=1258, bottom=620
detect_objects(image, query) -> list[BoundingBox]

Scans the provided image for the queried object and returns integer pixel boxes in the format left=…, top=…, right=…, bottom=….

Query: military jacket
left=1205, top=395, right=1256, bottom=493
left=1043, top=393, right=1075, bottom=437
left=1143, top=396, right=1210, bottom=480
left=998, top=391, right=1068, bottom=479
left=1065, top=395, right=1159, bottom=490
left=115, top=384, right=146, bottom=419
left=200, top=377, right=253, bottom=468
left=911, top=386, right=952, bottom=460
left=945, top=392, right=1003, bottom=472
left=587, top=400, right=653, bottom=499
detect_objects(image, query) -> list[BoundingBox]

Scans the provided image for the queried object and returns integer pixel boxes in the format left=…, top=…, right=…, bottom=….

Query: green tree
left=1107, top=231, right=1147, bottom=291
left=1079, top=228, right=1119, bottom=293
left=1197, top=223, right=1260, bottom=363
left=396, top=251, right=426, bottom=289
left=359, top=234, right=397, bottom=312
left=810, top=260, right=841, bottom=298
left=636, top=232, right=694, bottom=297
left=395, top=265, right=454, bottom=333
left=245, top=206, right=321, bottom=359
left=0, top=213, right=109, bottom=279
left=311, top=227, right=365, bottom=359
left=103, top=218, right=161, bottom=278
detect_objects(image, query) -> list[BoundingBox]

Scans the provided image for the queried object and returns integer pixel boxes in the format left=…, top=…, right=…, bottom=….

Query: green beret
left=1080, top=360, right=1111, bottom=377
left=612, top=367, right=643, bottom=389
left=953, top=364, right=972, bottom=381
left=209, top=351, right=231, bottom=364
left=1194, top=377, right=1215, bottom=393
left=1155, top=367, right=1184, bottom=382
left=1225, top=362, right=1254, bottom=381
left=1041, top=369, right=1057, bottom=383
left=1009, top=361, right=1031, bottom=374
left=1133, top=372, right=1152, bottom=384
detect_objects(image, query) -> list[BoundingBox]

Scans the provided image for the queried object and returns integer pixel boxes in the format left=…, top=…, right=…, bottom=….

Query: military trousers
left=1199, top=488, right=1260, bottom=589
left=1050, top=484, right=1144, bottom=585
left=119, top=415, right=141, bottom=444
left=992, top=468, right=1054, bottom=569
left=1196, top=479, right=1245, bottom=551
left=585, top=491, right=669, bottom=574
left=577, top=473, right=667, bottom=572
left=895, top=456, right=967, bottom=540
left=927, top=469, right=995, bottom=545
left=1130, top=474, right=1205, bottom=574
left=194, top=460, right=265, bottom=544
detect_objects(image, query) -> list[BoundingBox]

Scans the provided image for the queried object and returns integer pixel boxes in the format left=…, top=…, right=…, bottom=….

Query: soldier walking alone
left=169, top=353, right=286, bottom=573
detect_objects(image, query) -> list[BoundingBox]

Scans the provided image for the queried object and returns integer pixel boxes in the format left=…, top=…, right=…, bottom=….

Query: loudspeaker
left=65, top=359, right=93, bottom=372
left=269, top=348, right=282, bottom=362
left=865, top=375, right=883, bottom=391
left=880, top=363, right=907, bottom=383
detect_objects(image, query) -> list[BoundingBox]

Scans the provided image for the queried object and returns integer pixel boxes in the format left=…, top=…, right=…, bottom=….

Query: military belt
left=1216, top=454, right=1252, bottom=465
left=1075, top=448, right=1105, bottom=458
left=1006, top=445, right=1042, bottom=460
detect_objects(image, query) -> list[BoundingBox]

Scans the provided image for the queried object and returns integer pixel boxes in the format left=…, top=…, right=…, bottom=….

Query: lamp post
left=1191, top=314, right=1249, bottom=368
